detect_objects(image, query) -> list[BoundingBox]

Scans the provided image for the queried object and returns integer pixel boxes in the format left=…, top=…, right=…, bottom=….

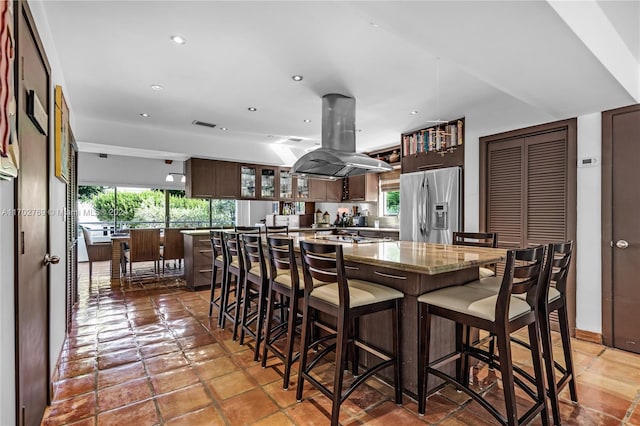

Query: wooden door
left=16, top=2, right=52, bottom=425
left=481, top=119, right=577, bottom=333
left=603, top=104, right=640, bottom=353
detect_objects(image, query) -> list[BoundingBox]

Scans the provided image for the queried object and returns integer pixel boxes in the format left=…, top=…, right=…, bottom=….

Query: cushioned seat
left=273, top=267, right=305, bottom=289
left=465, top=276, right=561, bottom=302
left=417, top=285, right=531, bottom=322
left=312, top=279, right=404, bottom=309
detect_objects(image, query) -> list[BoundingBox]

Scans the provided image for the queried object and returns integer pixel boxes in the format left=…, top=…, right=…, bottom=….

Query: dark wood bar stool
left=208, top=230, right=227, bottom=323
left=262, top=236, right=304, bottom=389
left=239, top=233, right=269, bottom=361
left=296, top=241, right=404, bottom=426
left=453, top=231, right=498, bottom=278
left=467, top=241, right=576, bottom=425
left=417, top=245, right=549, bottom=426
left=220, top=231, right=244, bottom=341
left=265, top=225, right=288, bottom=236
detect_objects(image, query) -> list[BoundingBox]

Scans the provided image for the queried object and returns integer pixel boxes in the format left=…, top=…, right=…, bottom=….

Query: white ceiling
left=38, top=0, right=639, bottom=166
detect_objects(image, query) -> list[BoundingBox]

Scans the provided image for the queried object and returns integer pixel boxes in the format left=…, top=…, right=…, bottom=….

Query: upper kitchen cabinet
left=401, top=118, right=465, bottom=173
left=308, top=178, right=342, bottom=202
left=214, top=161, right=239, bottom=198
left=279, top=168, right=294, bottom=200
left=296, top=175, right=310, bottom=201
left=185, top=158, right=215, bottom=198
left=346, top=174, right=379, bottom=202
left=240, top=165, right=257, bottom=199
left=260, top=166, right=278, bottom=200
left=186, top=158, right=239, bottom=199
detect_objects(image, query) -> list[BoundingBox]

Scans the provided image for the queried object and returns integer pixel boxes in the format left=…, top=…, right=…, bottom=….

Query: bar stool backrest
left=299, top=241, right=347, bottom=306
left=210, top=230, right=225, bottom=264
left=497, top=245, right=546, bottom=320
left=235, top=226, right=261, bottom=234
left=242, top=233, right=267, bottom=278
left=265, top=225, right=289, bottom=237
left=225, top=231, right=244, bottom=271
left=539, top=241, right=574, bottom=308
left=267, top=236, right=297, bottom=282
left=453, top=232, right=498, bottom=248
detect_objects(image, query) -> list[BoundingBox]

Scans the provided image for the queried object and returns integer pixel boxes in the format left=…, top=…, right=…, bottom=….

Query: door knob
left=43, top=253, right=60, bottom=266
left=615, top=240, right=629, bottom=249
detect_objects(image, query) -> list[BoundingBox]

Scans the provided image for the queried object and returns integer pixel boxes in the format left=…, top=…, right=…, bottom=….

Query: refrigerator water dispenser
left=433, top=202, right=448, bottom=230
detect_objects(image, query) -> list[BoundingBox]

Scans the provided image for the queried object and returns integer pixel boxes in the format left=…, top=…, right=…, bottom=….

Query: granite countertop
left=290, top=234, right=506, bottom=276
left=181, top=226, right=399, bottom=236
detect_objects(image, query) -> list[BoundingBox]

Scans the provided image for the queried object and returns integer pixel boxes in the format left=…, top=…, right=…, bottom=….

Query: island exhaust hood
left=291, top=94, right=392, bottom=179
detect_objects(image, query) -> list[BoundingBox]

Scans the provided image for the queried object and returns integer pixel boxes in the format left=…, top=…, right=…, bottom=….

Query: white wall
left=78, top=152, right=186, bottom=190
left=575, top=113, right=602, bottom=333
left=0, top=181, right=16, bottom=425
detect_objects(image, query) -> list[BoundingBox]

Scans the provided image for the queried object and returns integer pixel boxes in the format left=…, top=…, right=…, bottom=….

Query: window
left=382, top=191, right=400, bottom=216
left=379, top=170, right=400, bottom=216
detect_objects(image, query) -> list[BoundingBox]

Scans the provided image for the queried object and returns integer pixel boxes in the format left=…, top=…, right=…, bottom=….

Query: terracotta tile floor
left=41, top=261, right=640, bottom=425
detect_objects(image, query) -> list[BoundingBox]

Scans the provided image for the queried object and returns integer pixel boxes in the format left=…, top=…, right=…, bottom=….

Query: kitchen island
left=179, top=229, right=506, bottom=395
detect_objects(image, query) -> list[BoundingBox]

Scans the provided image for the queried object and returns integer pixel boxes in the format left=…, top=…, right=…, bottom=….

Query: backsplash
left=314, top=202, right=399, bottom=228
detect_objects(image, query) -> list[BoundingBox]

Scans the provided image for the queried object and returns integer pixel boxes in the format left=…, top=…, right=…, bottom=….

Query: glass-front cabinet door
left=240, top=165, right=257, bottom=198
left=260, top=167, right=277, bottom=199
left=296, top=175, right=310, bottom=200
left=279, top=169, right=293, bottom=200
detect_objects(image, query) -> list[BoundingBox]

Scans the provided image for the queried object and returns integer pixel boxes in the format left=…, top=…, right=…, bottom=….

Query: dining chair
left=417, top=245, right=549, bottom=426
left=123, top=229, right=161, bottom=280
left=81, top=226, right=111, bottom=280
left=160, top=228, right=185, bottom=274
left=296, top=241, right=404, bottom=426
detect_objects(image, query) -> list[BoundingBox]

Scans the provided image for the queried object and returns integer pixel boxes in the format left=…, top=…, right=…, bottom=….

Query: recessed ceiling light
left=170, top=35, right=186, bottom=45
left=292, top=75, right=303, bottom=81
left=150, top=84, right=163, bottom=91
left=357, top=129, right=363, bottom=132
left=267, top=135, right=274, bottom=138
left=370, top=22, right=380, bottom=28
left=140, top=113, right=150, bottom=118
left=410, top=110, right=419, bottom=115
left=248, top=107, right=257, bottom=112
left=220, top=127, right=228, bottom=131
left=303, top=119, right=311, bottom=123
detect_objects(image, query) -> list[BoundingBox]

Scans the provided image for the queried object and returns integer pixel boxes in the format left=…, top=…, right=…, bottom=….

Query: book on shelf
left=457, top=120, right=463, bottom=145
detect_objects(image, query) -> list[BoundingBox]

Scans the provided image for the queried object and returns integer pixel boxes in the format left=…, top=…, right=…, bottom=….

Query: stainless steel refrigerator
left=399, top=166, right=461, bottom=243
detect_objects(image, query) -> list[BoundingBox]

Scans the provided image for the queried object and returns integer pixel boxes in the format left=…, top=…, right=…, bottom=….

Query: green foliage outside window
left=384, top=191, right=400, bottom=216
left=87, top=187, right=235, bottom=227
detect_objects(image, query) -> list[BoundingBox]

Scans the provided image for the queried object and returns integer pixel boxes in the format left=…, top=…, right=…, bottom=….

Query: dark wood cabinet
left=401, top=118, right=465, bottom=173
left=183, top=233, right=216, bottom=290
left=214, top=161, right=239, bottom=198
left=185, top=158, right=215, bottom=198
left=308, top=178, right=342, bottom=202
left=347, top=174, right=379, bottom=201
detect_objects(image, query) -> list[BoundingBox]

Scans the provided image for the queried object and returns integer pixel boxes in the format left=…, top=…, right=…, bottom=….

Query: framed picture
left=54, top=85, right=70, bottom=183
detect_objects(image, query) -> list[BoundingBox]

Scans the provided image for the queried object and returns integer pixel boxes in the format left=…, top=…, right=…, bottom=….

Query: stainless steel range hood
left=291, top=94, right=392, bottom=179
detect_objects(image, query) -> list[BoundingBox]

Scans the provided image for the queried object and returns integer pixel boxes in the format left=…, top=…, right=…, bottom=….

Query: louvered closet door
left=487, top=138, right=525, bottom=254
left=525, top=131, right=567, bottom=247
left=487, top=129, right=568, bottom=328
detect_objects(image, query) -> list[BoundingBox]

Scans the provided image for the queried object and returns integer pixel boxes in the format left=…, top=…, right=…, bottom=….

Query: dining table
left=109, top=232, right=165, bottom=279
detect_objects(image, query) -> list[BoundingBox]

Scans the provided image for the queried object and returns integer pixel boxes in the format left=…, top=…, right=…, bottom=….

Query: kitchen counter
left=180, top=226, right=399, bottom=235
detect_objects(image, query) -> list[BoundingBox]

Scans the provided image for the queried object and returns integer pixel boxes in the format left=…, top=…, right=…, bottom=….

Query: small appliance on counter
left=354, top=216, right=366, bottom=227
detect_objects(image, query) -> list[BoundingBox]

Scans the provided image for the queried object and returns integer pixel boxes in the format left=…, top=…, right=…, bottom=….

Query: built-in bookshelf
left=401, top=118, right=465, bottom=173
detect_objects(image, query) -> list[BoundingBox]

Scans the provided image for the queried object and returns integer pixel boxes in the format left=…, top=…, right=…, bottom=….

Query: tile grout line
left=622, top=389, right=640, bottom=425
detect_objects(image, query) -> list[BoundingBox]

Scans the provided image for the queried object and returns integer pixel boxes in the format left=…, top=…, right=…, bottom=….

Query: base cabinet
left=183, top=234, right=217, bottom=290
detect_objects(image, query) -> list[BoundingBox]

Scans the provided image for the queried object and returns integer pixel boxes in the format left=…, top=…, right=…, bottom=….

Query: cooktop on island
left=313, top=234, right=392, bottom=244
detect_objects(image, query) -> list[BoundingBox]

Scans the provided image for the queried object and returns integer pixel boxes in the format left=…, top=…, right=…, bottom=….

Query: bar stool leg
left=558, top=305, right=578, bottom=402
left=208, top=263, right=218, bottom=317
left=331, top=313, right=348, bottom=426
left=417, top=302, right=432, bottom=415
left=393, top=300, right=402, bottom=404
left=296, top=299, right=312, bottom=402
left=232, top=273, right=243, bottom=341
left=529, top=321, right=550, bottom=426
left=539, top=305, right=561, bottom=425
left=496, top=328, right=518, bottom=426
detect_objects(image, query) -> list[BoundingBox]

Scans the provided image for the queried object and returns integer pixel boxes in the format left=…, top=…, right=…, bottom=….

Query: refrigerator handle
left=425, top=179, right=431, bottom=238
left=419, top=176, right=427, bottom=236
left=417, top=177, right=424, bottom=236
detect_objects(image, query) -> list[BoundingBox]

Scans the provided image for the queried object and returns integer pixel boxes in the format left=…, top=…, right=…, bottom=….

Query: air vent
left=287, top=138, right=303, bottom=143
left=192, top=120, right=217, bottom=129
left=98, top=153, right=108, bottom=158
